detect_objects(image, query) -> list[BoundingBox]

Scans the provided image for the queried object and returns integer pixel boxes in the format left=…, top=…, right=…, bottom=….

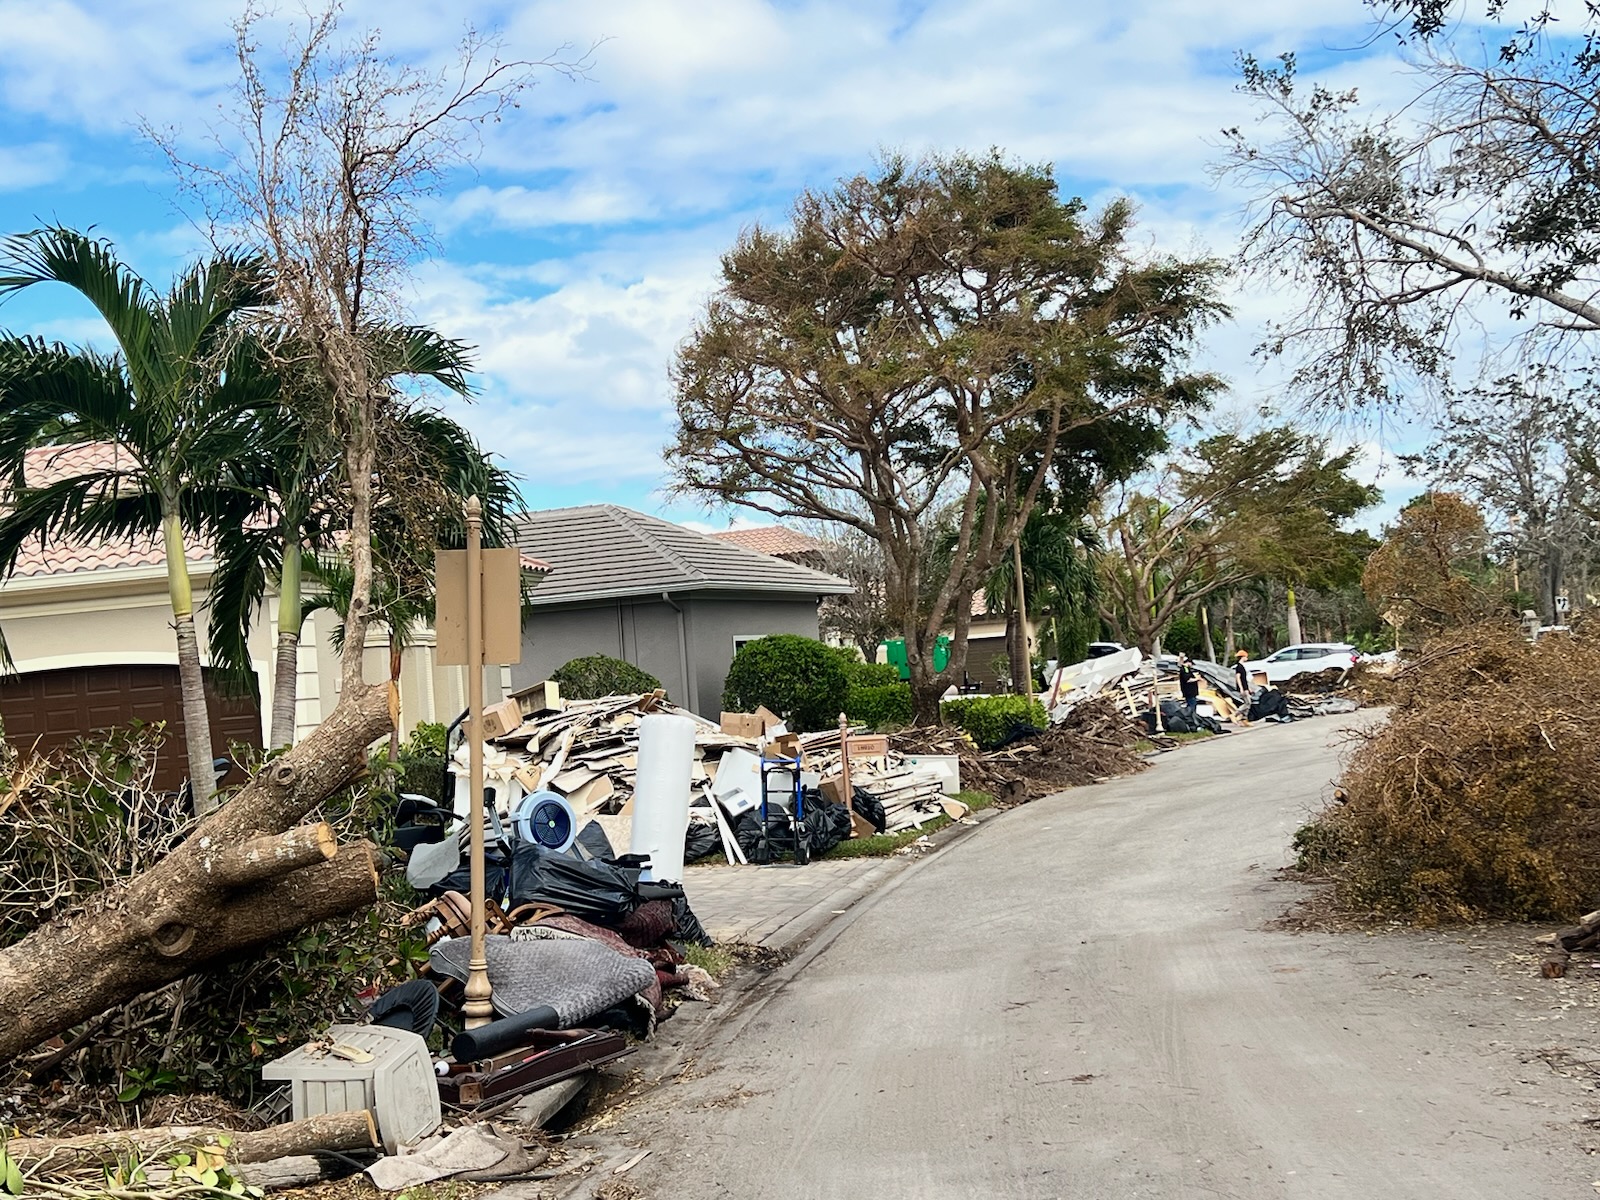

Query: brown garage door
left=0, top=665, right=263, bottom=792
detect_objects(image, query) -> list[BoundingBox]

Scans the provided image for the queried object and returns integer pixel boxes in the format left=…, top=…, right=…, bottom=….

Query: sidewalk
left=683, top=856, right=904, bottom=951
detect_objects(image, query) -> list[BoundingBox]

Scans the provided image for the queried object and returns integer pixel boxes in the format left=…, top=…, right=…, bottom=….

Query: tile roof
left=9, top=443, right=175, bottom=579
left=513, top=504, right=853, bottom=606
left=4, top=442, right=556, bottom=581
left=708, top=525, right=824, bottom=558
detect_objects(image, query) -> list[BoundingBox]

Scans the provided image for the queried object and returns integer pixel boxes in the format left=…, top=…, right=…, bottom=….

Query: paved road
left=620, top=718, right=1594, bottom=1198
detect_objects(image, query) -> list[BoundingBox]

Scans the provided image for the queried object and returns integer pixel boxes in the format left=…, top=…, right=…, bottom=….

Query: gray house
left=511, top=505, right=852, bottom=717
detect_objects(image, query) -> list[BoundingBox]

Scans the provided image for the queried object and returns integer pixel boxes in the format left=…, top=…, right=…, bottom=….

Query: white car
left=1243, top=643, right=1359, bottom=684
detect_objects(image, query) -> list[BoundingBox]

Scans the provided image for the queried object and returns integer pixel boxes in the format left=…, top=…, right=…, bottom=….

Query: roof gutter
left=661, top=591, right=695, bottom=714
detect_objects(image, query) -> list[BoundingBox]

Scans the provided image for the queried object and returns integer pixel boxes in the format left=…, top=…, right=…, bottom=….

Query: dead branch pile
left=1280, top=666, right=1350, bottom=695
left=1281, top=661, right=1404, bottom=706
left=1293, top=621, right=1600, bottom=924
left=892, top=697, right=1146, bottom=801
left=1533, top=908, right=1600, bottom=977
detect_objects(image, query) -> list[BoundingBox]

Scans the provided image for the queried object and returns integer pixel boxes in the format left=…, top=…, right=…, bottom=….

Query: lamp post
left=462, top=496, right=493, bottom=1029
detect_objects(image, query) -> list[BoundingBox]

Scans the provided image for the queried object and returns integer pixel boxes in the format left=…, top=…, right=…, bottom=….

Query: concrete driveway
left=609, top=716, right=1598, bottom=1198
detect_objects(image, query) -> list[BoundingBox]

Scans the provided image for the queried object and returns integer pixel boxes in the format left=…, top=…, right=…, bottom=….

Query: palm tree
left=0, top=228, right=272, bottom=813
left=984, top=508, right=1102, bottom=685
left=202, top=370, right=522, bottom=750
left=201, top=327, right=484, bottom=748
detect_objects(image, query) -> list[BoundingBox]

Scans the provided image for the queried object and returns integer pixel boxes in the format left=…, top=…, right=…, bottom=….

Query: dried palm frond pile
left=1294, top=621, right=1600, bottom=924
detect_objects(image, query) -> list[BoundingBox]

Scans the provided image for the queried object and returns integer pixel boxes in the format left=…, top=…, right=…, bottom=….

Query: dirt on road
left=549, top=715, right=1600, bottom=1199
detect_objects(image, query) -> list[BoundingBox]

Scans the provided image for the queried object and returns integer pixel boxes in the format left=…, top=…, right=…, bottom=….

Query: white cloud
left=0, top=0, right=1533, bottom=514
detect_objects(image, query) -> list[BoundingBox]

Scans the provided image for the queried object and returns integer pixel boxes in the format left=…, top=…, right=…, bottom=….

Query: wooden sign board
left=435, top=548, right=524, bottom=666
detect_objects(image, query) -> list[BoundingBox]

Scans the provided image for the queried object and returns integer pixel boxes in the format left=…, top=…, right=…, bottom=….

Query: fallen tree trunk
left=5, top=1110, right=380, bottom=1169
left=0, top=681, right=392, bottom=1061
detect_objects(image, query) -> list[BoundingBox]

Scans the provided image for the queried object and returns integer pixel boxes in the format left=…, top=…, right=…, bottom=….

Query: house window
left=732, top=635, right=765, bottom=655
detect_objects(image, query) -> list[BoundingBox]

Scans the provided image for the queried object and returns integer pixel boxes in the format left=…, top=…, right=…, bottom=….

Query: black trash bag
left=673, top=894, right=713, bottom=946
left=850, top=788, right=887, bottom=835
left=573, top=819, right=617, bottom=861
left=1138, top=700, right=1196, bottom=735
left=734, top=810, right=794, bottom=865
left=1249, top=688, right=1290, bottom=722
left=683, top=821, right=721, bottom=864
left=369, top=979, right=440, bottom=1037
left=509, top=842, right=644, bottom=926
left=1193, top=711, right=1223, bottom=734
left=430, top=840, right=511, bottom=901
left=805, top=802, right=854, bottom=857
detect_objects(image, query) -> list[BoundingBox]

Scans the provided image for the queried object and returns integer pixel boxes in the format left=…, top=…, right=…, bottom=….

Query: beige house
left=0, top=443, right=538, bottom=787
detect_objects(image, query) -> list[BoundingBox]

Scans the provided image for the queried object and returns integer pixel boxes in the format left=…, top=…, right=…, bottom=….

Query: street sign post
left=435, top=498, right=523, bottom=1029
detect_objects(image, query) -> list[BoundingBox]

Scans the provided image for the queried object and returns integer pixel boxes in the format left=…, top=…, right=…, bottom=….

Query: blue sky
left=0, top=0, right=1521, bottom=531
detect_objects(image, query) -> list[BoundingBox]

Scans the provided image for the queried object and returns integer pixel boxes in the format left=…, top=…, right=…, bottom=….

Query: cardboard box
left=511, top=679, right=562, bottom=715
left=720, top=706, right=781, bottom=739
left=482, top=698, right=524, bottom=739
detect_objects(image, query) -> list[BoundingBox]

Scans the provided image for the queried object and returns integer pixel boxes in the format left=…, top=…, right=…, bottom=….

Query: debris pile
left=891, top=696, right=1147, bottom=799
left=1281, top=660, right=1400, bottom=706
left=1534, top=908, right=1600, bottom=978
left=1293, top=621, right=1600, bottom=924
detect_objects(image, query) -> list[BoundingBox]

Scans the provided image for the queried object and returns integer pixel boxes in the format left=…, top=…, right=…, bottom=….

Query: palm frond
left=0, top=227, right=162, bottom=400
left=369, top=325, right=475, bottom=396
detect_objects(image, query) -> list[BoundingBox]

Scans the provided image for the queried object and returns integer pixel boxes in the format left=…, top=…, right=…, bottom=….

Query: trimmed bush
left=846, top=659, right=902, bottom=687
left=845, top=682, right=913, bottom=730
left=941, top=694, right=1048, bottom=749
left=551, top=654, right=662, bottom=700
left=722, top=635, right=850, bottom=733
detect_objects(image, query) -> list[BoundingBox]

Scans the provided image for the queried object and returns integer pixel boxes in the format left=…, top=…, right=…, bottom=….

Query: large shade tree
left=0, top=228, right=273, bottom=813
left=671, top=152, right=1225, bottom=721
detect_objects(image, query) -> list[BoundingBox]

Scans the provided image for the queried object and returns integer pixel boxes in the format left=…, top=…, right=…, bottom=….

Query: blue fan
left=513, top=790, right=578, bottom=853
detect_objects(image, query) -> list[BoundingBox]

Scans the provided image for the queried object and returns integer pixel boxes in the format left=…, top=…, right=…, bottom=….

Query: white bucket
left=630, top=713, right=697, bottom=882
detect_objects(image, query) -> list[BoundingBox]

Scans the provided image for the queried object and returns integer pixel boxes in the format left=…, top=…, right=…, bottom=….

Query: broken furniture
left=262, top=1024, right=441, bottom=1153
left=437, top=1028, right=631, bottom=1108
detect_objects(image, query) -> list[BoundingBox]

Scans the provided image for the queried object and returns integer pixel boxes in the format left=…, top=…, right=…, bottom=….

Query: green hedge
left=551, top=654, right=662, bottom=700
left=845, top=682, right=913, bottom=729
left=940, top=695, right=1048, bottom=749
left=845, top=659, right=902, bottom=687
left=722, top=635, right=849, bottom=733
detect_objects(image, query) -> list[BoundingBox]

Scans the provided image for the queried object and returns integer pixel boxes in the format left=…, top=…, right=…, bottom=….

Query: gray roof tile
left=513, top=504, right=853, bottom=605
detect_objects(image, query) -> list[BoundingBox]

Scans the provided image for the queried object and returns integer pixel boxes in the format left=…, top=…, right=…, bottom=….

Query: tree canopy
left=671, top=151, right=1225, bottom=719
left=1098, top=427, right=1379, bottom=653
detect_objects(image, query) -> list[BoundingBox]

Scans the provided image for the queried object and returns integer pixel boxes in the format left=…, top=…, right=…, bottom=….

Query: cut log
left=234, top=1155, right=330, bottom=1190
left=201, top=823, right=338, bottom=888
left=230, top=1111, right=379, bottom=1161
left=0, top=681, right=392, bottom=1062
left=6, top=1110, right=379, bottom=1169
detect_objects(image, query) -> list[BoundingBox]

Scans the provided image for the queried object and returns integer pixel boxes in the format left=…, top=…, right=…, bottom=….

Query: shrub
left=1294, top=620, right=1600, bottom=924
left=940, top=694, right=1048, bottom=749
left=846, top=659, right=903, bottom=687
left=722, top=635, right=850, bottom=732
left=845, top=682, right=913, bottom=730
left=1164, top=615, right=1203, bottom=658
left=551, top=653, right=662, bottom=700
left=0, top=725, right=424, bottom=1105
